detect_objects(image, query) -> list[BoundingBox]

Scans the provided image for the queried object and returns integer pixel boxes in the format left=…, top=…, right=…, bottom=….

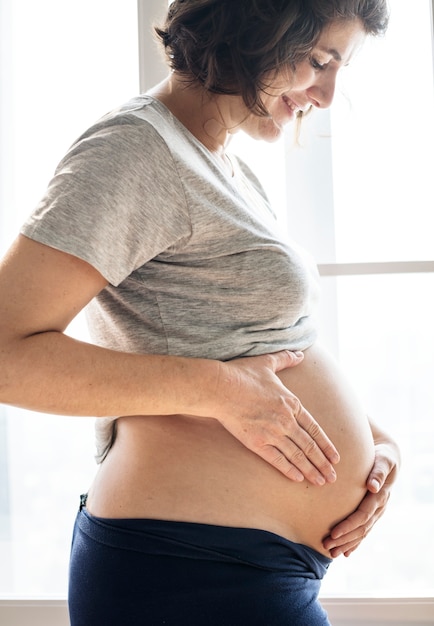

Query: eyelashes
left=310, top=56, right=327, bottom=71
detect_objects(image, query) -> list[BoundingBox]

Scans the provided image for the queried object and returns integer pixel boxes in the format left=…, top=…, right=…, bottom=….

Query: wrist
left=174, top=355, right=223, bottom=418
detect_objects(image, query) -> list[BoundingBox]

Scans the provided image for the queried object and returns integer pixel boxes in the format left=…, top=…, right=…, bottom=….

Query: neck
left=148, top=74, right=235, bottom=157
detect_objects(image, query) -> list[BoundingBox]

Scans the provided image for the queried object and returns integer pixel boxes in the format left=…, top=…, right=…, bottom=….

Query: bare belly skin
left=87, top=342, right=375, bottom=556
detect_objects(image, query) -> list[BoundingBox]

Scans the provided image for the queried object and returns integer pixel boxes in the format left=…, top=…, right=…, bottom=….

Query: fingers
left=366, top=453, right=391, bottom=493
left=270, top=349, right=304, bottom=373
left=257, top=396, right=339, bottom=485
left=367, top=477, right=381, bottom=493
left=259, top=446, right=305, bottom=483
left=327, top=536, right=364, bottom=559
left=325, top=519, right=375, bottom=558
left=256, top=408, right=339, bottom=485
left=323, top=520, right=369, bottom=558
left=281, top=434, right=337, bottom=485
left=259, top=441, right=333, bottom=486
left=233, top=417, right=339, bottom=486
left=218, top=351, right=339, bottom=484
left=366, top=440, right=401, bottom=494
left=330, top=499, right=375, bottom=540
left=323, top=491, right=388, bottom=556
left=294, top=406, right=340, bottom=466
left=283, top=400, right=340, bottom=482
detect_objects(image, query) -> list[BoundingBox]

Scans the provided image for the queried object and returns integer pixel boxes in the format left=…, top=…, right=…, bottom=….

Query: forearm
left=0, top=331, right=219, bottom=417
left=369, top=417, right=401, bottom=463
left=0, top=236, right=339, bottom=484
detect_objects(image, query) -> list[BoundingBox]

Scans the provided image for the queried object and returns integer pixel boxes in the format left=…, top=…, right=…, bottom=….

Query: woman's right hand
left=209, top=350, right=340, bottom=486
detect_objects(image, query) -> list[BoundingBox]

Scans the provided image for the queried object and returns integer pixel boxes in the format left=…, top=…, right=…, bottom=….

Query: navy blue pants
left=69, top=503, right=332, bottom=625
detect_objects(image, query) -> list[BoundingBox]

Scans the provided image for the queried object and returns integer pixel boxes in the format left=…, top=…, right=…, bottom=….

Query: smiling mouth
left=283, top=96, right=301, bottom=113
left=283, top=96, right=311, bottom=115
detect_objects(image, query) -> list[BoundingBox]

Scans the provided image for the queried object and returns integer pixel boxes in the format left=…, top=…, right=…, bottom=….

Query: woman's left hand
left=322, top=430, right=400, bottom=558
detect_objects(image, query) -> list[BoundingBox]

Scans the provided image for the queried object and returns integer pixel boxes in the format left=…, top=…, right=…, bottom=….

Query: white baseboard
left=322, top=597, right=434, bottom=625
left=0, top=597, right=433, bottom=625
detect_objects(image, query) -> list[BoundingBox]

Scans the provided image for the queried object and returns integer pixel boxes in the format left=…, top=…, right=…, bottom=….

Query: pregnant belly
left=87, top=343, right=375, bottom=556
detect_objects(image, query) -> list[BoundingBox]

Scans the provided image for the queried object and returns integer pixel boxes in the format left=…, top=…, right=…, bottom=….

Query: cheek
left=292, top=63, right=315, bottom=90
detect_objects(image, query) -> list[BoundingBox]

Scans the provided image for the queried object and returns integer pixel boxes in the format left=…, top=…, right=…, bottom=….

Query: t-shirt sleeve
left=21, top=118, right=192, bottom=286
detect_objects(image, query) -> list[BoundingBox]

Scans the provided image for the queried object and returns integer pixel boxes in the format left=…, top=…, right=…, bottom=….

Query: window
left=233, top=0, right=434, bottom=599
left=0, top=0, right=139, bottom=596
left=307, top=0, right=434, bottom=598
left=0, top=0, right=433, bottom=619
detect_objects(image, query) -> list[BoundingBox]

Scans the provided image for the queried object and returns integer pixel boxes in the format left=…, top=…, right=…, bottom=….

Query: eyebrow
left=318, top=47, right=342, bottom=62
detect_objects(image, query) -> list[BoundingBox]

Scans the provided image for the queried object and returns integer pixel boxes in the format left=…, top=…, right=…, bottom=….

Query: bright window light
left=0, top=0, right=433, bottom=600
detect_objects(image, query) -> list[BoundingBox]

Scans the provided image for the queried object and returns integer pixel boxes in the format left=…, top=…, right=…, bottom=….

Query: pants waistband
left=76, top=499, right=331, bottom=579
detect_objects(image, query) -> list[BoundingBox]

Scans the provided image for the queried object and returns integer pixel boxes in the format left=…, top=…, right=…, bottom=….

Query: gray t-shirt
left=21, top=95, right=320, bottom=461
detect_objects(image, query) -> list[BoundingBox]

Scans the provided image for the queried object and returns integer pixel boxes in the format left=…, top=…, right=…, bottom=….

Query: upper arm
left=0, top=234, right=108, bottom=340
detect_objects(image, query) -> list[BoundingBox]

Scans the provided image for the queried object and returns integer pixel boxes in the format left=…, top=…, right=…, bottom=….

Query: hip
left=69, top=506, right=332, bottom=626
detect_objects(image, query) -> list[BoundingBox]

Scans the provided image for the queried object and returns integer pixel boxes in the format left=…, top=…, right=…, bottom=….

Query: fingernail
left=328, top=469, right=337, bottom=482
left=370, top=478, right=381, bottom=492
left=315, top=475, right=326, bottom=486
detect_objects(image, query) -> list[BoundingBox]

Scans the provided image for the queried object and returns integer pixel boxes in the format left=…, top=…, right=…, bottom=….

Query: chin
left=245, top=116, right=287, bottom=143
left=260, top=125, right=285, bottom=143
left=263, top=132, right=284, bottom=143
left=262, top=116, right=289, bottom=141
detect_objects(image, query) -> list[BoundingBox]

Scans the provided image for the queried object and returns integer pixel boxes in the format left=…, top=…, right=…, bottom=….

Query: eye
left=310, top=56, right=326, bottom=71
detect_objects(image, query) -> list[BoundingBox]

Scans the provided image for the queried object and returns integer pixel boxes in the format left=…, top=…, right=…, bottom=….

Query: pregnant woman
left=0, top=1, right=399, bottom=624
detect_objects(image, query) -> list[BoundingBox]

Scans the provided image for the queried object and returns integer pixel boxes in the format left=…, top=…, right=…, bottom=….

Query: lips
left=279, top=97, right=302, bottom=125
left=282, top=96, right=310, bottom=113
left=283, top=95, right=301, bottom=113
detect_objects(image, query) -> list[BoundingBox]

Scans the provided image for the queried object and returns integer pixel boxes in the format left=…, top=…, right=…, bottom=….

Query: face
left=229, top=19, right=367, bottom=142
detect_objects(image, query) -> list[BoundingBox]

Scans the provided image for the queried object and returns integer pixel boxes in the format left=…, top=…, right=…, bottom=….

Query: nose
left=307, top=71, right=337, bottom=109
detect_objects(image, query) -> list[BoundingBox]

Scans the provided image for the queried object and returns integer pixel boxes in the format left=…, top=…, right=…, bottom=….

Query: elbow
left=0, top=338, right=28, bottom=407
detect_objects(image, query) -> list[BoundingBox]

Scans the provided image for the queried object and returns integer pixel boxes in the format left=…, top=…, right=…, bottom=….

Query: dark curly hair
left=155, top=0, right=389, bottom=116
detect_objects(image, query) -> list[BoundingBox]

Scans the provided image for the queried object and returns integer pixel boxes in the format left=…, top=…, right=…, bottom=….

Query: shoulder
left=46, top=96, right=190, bottom=210
left=61, top=96, right=177, bottom=171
